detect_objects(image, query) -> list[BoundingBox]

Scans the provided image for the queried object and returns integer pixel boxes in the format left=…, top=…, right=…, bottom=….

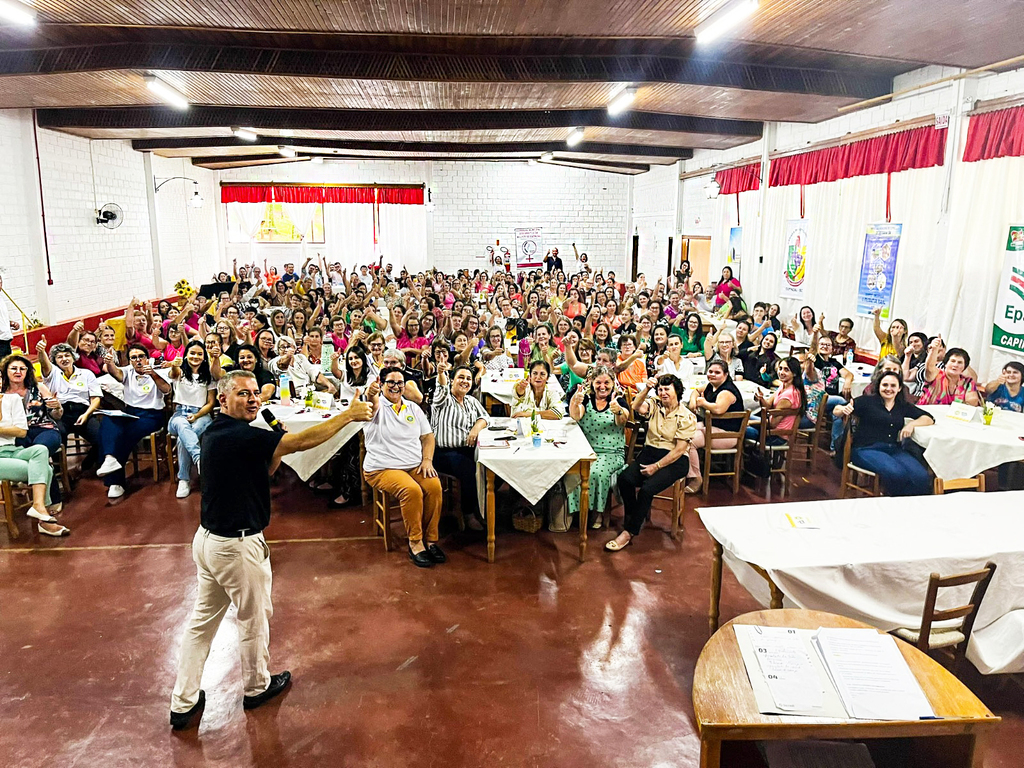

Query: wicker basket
left=512, top=510, right=543, bottom=534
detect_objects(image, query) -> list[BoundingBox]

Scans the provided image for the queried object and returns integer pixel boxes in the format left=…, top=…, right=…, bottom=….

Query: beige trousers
left=170, top=527, right=273, bottom=712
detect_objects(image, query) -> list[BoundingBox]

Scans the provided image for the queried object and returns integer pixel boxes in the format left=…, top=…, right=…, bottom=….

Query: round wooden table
left=692, top=609, right=1000, bottom=768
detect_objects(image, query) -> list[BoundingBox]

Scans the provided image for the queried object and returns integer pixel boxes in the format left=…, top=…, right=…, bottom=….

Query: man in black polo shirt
left=169, top=370, right=372, bottom=730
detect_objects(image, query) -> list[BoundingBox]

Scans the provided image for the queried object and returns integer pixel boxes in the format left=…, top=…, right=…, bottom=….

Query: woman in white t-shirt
left=96, top=342, right=171, bottom=500
left=167, top=340, right=216, bottom=499
left=655, top=334, right=696, bottom=384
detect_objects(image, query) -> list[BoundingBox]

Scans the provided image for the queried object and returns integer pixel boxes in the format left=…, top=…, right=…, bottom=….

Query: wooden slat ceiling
left=10, top=0, right=1023, bottom=67
left=3, top=0, right=1019, bottom=170
left=0, top=71, right=859, bottom=124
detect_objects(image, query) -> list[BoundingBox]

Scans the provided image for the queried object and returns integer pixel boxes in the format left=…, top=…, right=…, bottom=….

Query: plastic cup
left=532, top=433, right=542, bottom=448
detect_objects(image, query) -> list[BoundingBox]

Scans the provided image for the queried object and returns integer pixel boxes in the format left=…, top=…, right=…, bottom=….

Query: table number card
left=947, top=402, right=977, bottom=422
left=310, top=391, right=334, bottom=410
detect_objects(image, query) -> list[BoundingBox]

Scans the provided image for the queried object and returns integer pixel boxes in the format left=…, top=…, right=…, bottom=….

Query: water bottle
left=279, top=373, right=291, bottom=405
left=845, top=348, right=854, bottom=368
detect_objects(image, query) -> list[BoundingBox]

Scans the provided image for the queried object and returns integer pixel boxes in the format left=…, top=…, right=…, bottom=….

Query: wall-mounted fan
left=96, top=203, right=124, bottom=229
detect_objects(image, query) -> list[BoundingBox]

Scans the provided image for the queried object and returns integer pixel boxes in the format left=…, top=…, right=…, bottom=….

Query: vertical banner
left=780, top=219, right=808, bottom=299
left=992, top=225, right=1024, bottom=353
left=856, top=223, right=902, bottom=318
left=514, top=227, right=544, bottom=270
left=727, top=226, right=742, bottom=278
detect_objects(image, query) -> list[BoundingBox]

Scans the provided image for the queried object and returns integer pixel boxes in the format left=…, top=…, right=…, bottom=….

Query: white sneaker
left=176, top=480, right=191, bottom=499
left=97, top=456, right=122, bottom=477
left=107, top=484, right=125, bottom=499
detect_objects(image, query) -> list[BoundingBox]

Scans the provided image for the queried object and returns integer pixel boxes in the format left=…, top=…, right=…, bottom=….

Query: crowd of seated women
left=2, top=250, right=1022, bottom=547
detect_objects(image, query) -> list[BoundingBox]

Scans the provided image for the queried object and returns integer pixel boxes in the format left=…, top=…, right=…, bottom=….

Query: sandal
left=604, top=534, right=633, bottom=552
left=684, top=482, right=702, bottom=495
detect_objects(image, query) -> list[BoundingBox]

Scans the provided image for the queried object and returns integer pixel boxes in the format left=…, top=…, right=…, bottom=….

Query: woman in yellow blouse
left=606, top=374, right=696, bottom=552
left=872, top=308, right=908, bottom=359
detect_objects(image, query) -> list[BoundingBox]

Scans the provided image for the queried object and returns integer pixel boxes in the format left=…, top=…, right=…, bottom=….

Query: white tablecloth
left=475, top=418, right=596, bottom=506
left=847, top=362, right=874, bottom=398
left=252, top=403, right=364, bottom=481
left=913, top=405, right=1024, bottom=481
left=699, top=492, right=1024, bottom=674
left=480, top=368, right=565, bottom=408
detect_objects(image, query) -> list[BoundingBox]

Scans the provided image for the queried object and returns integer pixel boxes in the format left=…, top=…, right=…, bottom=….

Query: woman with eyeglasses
left=512, top=360, right=565, bottom=419
left=1, top=389, right=68, bottom=535
left=607, top=374, right=696, bottom=552
left=269, top=336, right=336, bottom=395
left=96, top=342, right=171, bottom=500
left=363, top=368, right=445, bottom=568
left=37, top=337, right=103, bottom=468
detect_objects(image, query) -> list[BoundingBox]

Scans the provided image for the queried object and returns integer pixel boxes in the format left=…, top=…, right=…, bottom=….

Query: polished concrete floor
left=1, top=464, right=1021, bottom=768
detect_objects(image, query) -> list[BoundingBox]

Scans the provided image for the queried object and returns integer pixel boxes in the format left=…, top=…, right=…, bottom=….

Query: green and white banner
left=992, top=225, right=1024, bottom=354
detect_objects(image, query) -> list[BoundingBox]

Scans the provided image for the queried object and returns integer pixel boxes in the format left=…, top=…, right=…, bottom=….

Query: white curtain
left=378, top=204, right=428, bottom=274
left=941, top=155, right=1024, bottom=377
left=282, top=202, right=319, bottom=263
left=230, top=202, right=266, bottom=263
left=324, top=203, right=375, bottom=269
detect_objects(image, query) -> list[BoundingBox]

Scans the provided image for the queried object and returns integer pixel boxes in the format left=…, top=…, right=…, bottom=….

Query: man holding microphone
left=169, top=370, right=372, bottom=730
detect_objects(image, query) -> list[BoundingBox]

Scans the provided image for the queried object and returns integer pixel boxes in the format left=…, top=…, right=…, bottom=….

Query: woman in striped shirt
left=430, top=364, right=488, bottom=529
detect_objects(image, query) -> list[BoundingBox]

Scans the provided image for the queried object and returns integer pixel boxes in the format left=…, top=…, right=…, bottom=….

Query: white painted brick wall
left=37, top=129, right=155, bottom=321
left=151, top=155, right=221, bottom=290
left=0, top=109, right=43, bottom=325
left=219, top=159, right=631, bottom=274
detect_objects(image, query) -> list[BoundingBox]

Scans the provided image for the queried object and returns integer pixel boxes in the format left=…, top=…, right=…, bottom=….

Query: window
left=226, top=203, right=326, bottom=244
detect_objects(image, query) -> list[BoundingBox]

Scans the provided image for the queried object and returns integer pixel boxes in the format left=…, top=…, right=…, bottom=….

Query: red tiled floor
left=0, top=467, right=1021, bottom=767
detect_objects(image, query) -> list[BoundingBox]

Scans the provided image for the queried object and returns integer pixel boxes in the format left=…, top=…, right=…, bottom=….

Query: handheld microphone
left=261, top=409, right=285, bottom=433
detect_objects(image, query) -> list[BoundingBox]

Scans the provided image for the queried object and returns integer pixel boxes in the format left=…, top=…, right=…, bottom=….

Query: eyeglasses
left=384, top=381, right=404, bottom=388
left=128, top=356, right=147, bottom=362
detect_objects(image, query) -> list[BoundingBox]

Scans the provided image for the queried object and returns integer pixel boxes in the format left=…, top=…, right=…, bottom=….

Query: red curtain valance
left=715, top=163, right=761, bottom=195
left=220, top=185, right=423, bottom=204
left=964, top=105, right=1024, bottom=162
left=768, top=125, right=947, bottom=187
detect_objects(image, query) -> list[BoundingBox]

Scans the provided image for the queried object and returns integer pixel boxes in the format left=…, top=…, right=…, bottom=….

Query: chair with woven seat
left=839, top=417, right=881, bottom=499
left=129, top=428, right=169, bottom=483
left=934, top=475, right=986, bottom=494
left=370, top=482, right=398, bottom=552
left=791, top=401, right=830, bottom=475
left=1, top=472, right=33, bottom=540
left=699, top=409, right=751, bottom=498
left=743, top=407, right=800, bottom=500
left=604, top=420, right=640, bottom=530
left=892, top=562, right=997, bottom=674
left=437, top=473, right=465, bottom=532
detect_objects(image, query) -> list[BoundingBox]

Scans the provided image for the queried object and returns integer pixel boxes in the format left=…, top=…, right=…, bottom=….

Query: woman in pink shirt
left=712, top=266, right=742, bottom=309
left=746, top=356, right=805, bottom=444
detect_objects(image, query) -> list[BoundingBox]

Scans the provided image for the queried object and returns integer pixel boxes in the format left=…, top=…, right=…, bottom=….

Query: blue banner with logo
left=856, top=223, right=902, bottom=318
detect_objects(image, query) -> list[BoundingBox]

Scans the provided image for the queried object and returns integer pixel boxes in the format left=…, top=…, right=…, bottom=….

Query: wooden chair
left=791, top=401, right=830, bottom=475
left=605, top=420, right=640, bottom=530
left=934, top=475, right=986, bottom=494
left=369, top=482, right=399, bottom=552
left=839, top=417, right=881, bottom=499
left=1, top=478, right=32, bottom=540
left=437, top=472, right=466, bottom=532
left=699, top=409, right=751, bottom=498
left=54, top=444, right=72, bottom=499
left=129, top=428, right=169, bottom=483
left=165, top=432, right=179, bottom=481
left=892, top=562, right=997, bottom=674
left=743, top=407, right=800, bottom=500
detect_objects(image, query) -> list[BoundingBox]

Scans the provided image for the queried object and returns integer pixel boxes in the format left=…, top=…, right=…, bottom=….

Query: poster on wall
left=780, top=219, right=808, bottom=299
left=514, top=227, right=544, bottom=270
left=856, top=223, right=902, bottom=318
left=992, top=225, right=1024, bottom=354
left=727, top=227, right=742, bottom=277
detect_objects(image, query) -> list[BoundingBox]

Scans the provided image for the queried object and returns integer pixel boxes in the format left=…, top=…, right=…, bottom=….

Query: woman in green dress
left=567, top=365, right=628, bottom=528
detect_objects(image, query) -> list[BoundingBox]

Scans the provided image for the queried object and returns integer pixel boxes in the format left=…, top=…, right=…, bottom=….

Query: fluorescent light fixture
left=280, top=129, right=295, bottom=137
left=144, top=75, right=189, bottom=110
left=231, top=127, right=258, bottom=142
left=566, top=127, right=585, bottom=147
left=310, top=156, right=324, bottom=164
left=0, top=0, right=36, bottom=26
left=695, top=0, right=759, bottom=45
left=540, top=152, right=555, bottom=161
left=607, top=87, right=637, bottom=116
left=278, top=146, right=297, bottom=158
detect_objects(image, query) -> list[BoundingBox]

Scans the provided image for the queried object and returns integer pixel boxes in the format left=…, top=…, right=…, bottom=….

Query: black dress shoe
left=243, top=671, right=292, bottom=710
left=425, top=543, right=447, bottom=564
left=170, top=690, right=205, bottom=730
left=408, top=545, right=434, bottom=568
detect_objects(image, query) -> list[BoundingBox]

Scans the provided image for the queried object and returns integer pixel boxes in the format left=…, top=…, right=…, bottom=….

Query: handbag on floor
left=547, top=480, right=572, bottom=533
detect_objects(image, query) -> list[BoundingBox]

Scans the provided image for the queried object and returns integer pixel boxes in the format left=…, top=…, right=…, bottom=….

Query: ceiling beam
left=192, top=154, right=650, bottom=172
left=135, top=137, right=692, bottom=159
left=0, top=42, right=892, bottom=100
left=40, top=106, right=759, bottom=138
